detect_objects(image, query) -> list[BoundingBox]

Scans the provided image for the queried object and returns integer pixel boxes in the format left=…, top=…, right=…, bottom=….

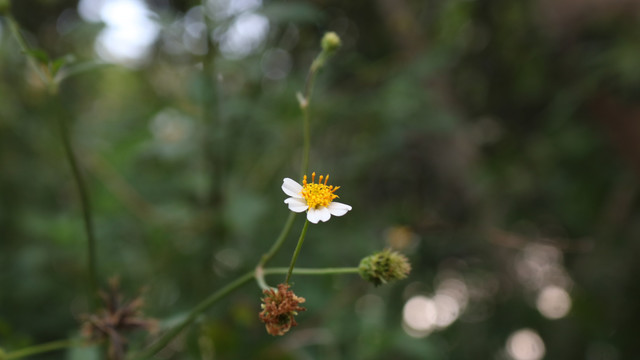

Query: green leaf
left=50, top=54, right=76, bottom=76
left=55, top=60, right=112, bottom=82
left=23, top=49, right=49, bottom=64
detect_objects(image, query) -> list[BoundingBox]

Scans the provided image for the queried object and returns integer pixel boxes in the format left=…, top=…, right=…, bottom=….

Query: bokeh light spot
left=217, top=12, right=269, bottom=59
left=506, top=328, right=546, bottom=360
left=536, top=285, right=571, bottom=319
left=403, top=295, right=437, bottom=337
left=79, top=0, right=160, bottom=67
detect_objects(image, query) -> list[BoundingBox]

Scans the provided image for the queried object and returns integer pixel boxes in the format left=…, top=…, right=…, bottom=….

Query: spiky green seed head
left=359, top=249, right=411, bottom=286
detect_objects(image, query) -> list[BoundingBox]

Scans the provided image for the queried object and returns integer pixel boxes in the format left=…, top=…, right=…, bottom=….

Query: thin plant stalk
left=7, top=12, right=98, bottom=302
left=57, top=113, right=98, bottom=304
left=258, top=212, right=296, bottom=267
left=132, top=271, right=255, bottom=359
left=256, top=45, right=328, bottom=271
left=301, top=105, right=311, bottom=178
left=266, top=267, right=359, bottom=276
left=285, top=220, right=310, bottom=284
left=299, top=49, right=325, bottom=178
left=3, top=339, right=88, bottom=360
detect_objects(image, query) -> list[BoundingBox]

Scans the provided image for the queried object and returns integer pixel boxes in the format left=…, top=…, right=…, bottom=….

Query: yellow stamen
left=301, top=172, right=339, bottom=209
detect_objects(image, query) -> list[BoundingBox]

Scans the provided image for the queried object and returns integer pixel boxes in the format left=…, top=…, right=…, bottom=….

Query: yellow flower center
left=301, top=172, right=339, bottom=209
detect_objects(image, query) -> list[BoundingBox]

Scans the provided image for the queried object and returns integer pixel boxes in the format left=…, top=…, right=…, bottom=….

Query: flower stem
left=285, top=220, right=310, bottom=284
left=254, top=265, right=271, bottom=290
left=299, top=51, right=324, bottom=178
left=3, top=339, right=88, bottom=360
left=266, top=267, right=359, bottom=276
left=132, top=271, right=254, bottom=359
left=301, top=104, right=311, bottom=178
left=57, top=112, right=98, bottom=306
left=8, top=11, right=97, bottom=301
left=256, top=34, right=337, bottom=289
left=258, top=212, right=296, bottom=267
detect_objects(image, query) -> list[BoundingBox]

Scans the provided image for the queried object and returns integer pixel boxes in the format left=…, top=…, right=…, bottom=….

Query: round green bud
left=359, top=249, right=411, bottom=286
left=321, top=32, right=341, bottom=53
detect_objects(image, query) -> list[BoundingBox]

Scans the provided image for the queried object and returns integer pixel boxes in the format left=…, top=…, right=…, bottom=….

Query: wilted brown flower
left=259, top=283, right=306, bottom=336
left=81, top=278, right=157, bottom=360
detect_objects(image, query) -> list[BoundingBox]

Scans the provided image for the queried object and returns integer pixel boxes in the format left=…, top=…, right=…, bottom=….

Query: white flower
left=282, top=172, right=352, bottom=224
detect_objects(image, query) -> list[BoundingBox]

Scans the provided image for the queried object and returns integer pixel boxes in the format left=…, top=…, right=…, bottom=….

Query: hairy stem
left=285, top=220, right=310, bottom=284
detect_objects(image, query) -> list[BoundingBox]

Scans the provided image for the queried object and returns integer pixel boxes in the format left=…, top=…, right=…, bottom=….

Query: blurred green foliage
left=2, top=0, right=640, bottom=359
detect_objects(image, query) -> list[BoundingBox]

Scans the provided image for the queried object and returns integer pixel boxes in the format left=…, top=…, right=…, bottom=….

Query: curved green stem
left=9, top=11, right=96, bottom=300
left=255, top=212, right=296, bottom=290
left=258, top=212, right=296, bottom=267
left=132, top=271, right=254, bottom=359
left=285, top=220, right=310, bottom=284
left=3, top=339, right=87, bottom=360
left=254, top=265, right=271, bottom=291
left=57, top=114, right=98, bottom=306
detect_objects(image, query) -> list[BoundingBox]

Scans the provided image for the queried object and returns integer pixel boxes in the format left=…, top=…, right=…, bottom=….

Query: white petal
left=316, top=206, right=331, bottom=222
left=285, top=197, right=308, bottom=213
left=282, top=178, right=303, bottom=198
left=306, top=208, right=323, bottom=224
left=327, top=202, right=352, bottom=216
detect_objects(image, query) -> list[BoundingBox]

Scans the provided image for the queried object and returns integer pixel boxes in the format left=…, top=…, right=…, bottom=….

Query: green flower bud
left=321, top=32, right=341, bottom=53
left=359, top=249, right=411, bottom=286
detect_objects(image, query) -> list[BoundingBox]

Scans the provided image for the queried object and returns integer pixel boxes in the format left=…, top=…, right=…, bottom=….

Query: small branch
left=299, top=49, right=326, bottom=178
left=301, top=104, right=311, bottom=178
left=285, top=220, right=310, bottom=284
left=254, top=210, right=296, bottom=292
left=258, top=212, right=296, bottom=267
left=265, top=267, right=359, bottom=276
left=3, top=339, right=89, bottom=360
left=254, top=265, right=271, bottom=291
left=132, top=271, right=254, bottom=359
left=8, top=7, right=97, bottom=302
left=57, top=114, right=98, bottom=306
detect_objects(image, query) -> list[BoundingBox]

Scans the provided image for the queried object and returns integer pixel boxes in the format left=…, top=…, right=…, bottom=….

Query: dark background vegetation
left=2, top=0, right=640, bottom=359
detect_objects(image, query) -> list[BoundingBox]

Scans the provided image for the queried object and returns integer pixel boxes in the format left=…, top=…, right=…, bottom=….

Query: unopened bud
left=359, top=249, right=411, bottom=286
left=321, top=32, right=341, bottom=53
